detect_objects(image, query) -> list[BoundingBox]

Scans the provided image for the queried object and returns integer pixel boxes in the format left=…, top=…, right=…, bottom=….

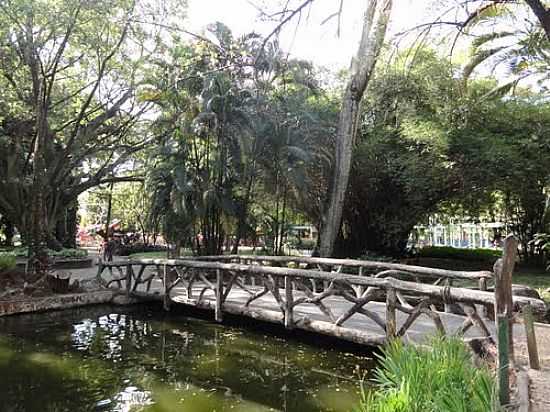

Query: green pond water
left=0, top=305, right=374, bottom=412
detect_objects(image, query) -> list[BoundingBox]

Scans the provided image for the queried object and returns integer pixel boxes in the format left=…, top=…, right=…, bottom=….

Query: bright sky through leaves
left=187, top=0, right=429, bottom=69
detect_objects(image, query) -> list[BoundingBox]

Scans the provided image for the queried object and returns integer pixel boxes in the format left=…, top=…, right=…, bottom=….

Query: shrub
left=417, top=246, right=501, bottom=262
left=115, top=243, right=169, bottom=256
left=0, top=247, right=87, bottom=259
left=0, top=254, right=16, bottom=272
left=359, top=251, right=395, bottom=263
left=285, top=237, right=316, bottom=250
left=358, top=337, right=500, bottom=412
left=51, top=248, right=88, bottom=258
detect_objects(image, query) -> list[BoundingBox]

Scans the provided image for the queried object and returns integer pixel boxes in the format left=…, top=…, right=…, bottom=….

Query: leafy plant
left=0, top=254, right=16, bottom=272
left=357, top=337, right=500, bottom=412
left=116, top=244, right=169, bottom=257
left=0, top=247, right=87, bottom=259
left=417, top=246, right=502, bottom=262
left=531, top=233, right=550, bottom=271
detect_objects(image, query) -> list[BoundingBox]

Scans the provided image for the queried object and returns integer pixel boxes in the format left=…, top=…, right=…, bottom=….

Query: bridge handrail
left=188, top=255, right=493, bottom=280
left=98, top=258, right=542, bottom=311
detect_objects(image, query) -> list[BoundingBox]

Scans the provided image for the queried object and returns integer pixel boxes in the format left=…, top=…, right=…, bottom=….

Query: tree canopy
left=0, top=0, right=549, bottom=267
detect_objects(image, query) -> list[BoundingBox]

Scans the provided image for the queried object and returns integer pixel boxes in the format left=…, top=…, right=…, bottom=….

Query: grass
left=513, top=268, right=550, bottom=302
left=127, top=249, right=195, bottom=259
left=357, top=337, right=500, bottom=412
left=128, top=251, right=170, bottom=259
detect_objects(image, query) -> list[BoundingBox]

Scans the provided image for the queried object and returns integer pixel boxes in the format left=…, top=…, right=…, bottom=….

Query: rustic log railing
left=96, top=257, right=544, bottom=347
left=191, top=254, right=493, bottom=289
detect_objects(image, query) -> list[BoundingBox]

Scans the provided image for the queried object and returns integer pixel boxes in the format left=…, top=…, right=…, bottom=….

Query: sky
left=186, top=0, right=432, bottom=70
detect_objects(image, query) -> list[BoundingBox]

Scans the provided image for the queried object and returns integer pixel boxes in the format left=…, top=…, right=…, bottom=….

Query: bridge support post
left=494, top=235, right=517, bottom=365
left=215, top=269, right=223, bottom=322
left=497, top=314, right=510, bottom=406
left=284, top=276, right=293, bottom=329
left=478, top=277, right=488, bottom=318
left=125, top=264, right=132, bottom=297
left=386, top=288, right=397, bottom=339
left=163, top=264, right=171, bottom=311
left=523, top=304, right=540, bottom=370
left=444, top=278, right=452, bottom=313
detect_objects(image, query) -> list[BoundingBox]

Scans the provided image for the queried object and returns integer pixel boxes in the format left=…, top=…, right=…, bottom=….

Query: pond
left=0, top=305, right=374, bottom=412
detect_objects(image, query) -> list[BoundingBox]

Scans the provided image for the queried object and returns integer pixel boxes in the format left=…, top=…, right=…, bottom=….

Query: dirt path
left=514, top=323, right=550, bottom=411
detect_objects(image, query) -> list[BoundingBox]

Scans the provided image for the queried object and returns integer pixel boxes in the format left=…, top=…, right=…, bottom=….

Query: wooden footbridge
left=96, top=252, right=545, bottom=347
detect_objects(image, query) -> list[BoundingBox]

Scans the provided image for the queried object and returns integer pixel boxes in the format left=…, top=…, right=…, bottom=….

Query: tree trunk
left=54, top=201, right=78, bottom=249
left=28, top=82, right=51, bottom=275
left=523, top=0, right=550, bottom=40
left=319, top=0, right=393, bottom=257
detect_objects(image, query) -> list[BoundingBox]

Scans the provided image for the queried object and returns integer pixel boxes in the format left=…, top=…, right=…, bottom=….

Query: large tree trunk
left=28, top=94, right=51, bottom=275
left=55, top=201, right=78, bottom=249
left=319, top=0, right=393, bottom=257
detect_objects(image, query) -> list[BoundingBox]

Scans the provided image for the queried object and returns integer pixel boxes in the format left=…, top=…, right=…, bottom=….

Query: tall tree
left=319, top=0, right=393, bottom=257
left=0, top=0, right=183, bottom=272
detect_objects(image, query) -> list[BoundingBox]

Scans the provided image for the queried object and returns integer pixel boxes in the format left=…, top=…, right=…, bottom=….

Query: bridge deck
left=132, top=277, right=503, bottom=345
left=171, top=284, right=496, bottom=343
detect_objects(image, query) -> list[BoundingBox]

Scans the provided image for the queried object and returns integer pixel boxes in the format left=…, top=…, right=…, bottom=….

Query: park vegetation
left=359, top=337, right=499, bottom=412
left=0, top=0, right=549, bottom=268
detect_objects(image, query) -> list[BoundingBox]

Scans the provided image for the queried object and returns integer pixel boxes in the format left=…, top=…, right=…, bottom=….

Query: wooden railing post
left=478, top=277, right=488, bottom=318
left=523, top=304, right=540, bottom=370
left=163, top=264, right=170, bottom=311
left=386, top=288, right=397, bottom=339
left=494, top=235, right=517, bottom=365
left=497, top=314, right=510, bottom=406
left=125, top=263, right=132, bottom=297
left=215, top=269, right=223, bottom=322
left=284, top=275, right=294, bottom=329
left=444, top=278, right=452, bottom=313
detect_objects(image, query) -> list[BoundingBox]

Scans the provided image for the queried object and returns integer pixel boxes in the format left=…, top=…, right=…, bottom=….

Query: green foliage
left=0, top=254, right=16, bottom=272
left=147, top=24, right=330, bottom=255
left=286, top=237, right=316, bottom=250
left=461, top=1, right=549, bottom=89
left=358, top=337, right=499, bottom=412
left=418, top=246, right=502, bottom=262
left=0, top=247, right=87, bottom=259
left=531, top=233, right=550, bottom=270
left=339, top=49, right=459, bottom=256
left=116, top=244, right=169, bottom=257
left=358, top=252, right=395, bottom=263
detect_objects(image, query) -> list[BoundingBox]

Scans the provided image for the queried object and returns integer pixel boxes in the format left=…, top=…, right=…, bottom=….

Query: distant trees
left=0, top=0, right=548, bottom=265
left=331, top=48, right=550, bottom=257
left=145, top=24, right=327, bottom=255
left=0, top=0, right=183, bottom=271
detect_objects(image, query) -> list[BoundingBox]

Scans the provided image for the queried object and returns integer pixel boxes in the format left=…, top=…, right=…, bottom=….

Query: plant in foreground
left=357, top=337, right=500, bottom=412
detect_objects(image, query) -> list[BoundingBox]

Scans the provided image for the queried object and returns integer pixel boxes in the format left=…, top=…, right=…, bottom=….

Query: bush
left=417, top=246, right=501, bottom=262
left=359, top=251, right=395, bottom=263
left=52, top=248, right=88, bottom=258
left=285, top=236, right=316, bottom=250
left=115, top=243, right=169, bottom=256
left=0, top=254, right=16, bottom=272
left=0, top=247, right=88, bottom=259
left=358, top=337, right=499, bottom=412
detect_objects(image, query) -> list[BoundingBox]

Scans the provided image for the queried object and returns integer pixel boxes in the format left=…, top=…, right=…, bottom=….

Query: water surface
left=0, top=305, right=373, bottom=411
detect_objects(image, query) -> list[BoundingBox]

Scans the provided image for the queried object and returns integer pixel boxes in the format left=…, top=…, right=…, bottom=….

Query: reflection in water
left=0, top=305, right=374, bottom=411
